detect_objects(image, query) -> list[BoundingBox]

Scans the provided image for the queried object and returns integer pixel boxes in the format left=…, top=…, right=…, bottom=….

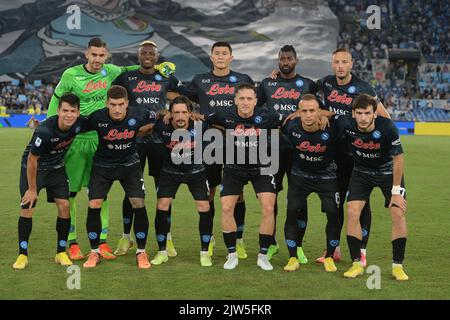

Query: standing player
left=47, top=38, right=173, bottom=261
left=180, top=42, right=254, bottom=259
left=149, top=96, right=213, bottom=267
left=82, top=86, right=156, bottom=269
left=206, top=84, right=282, bottom=271
left=313, top=48, right=391, bottom=265
left=113, top=40, right=181, bottom=257
left=13, top=93, right=82, bottom=269
left=336, top=94, right=408, bottom=281
left=257, top=45, right=318, bottom=262
left=282, top=95, right=340, bottom=273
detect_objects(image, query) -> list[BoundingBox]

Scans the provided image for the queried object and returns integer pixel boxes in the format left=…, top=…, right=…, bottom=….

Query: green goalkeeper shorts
left=64, top=132, right=98, bottom=193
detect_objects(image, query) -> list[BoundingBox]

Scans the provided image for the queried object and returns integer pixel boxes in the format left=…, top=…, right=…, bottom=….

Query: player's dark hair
left=88, top=37, right=107, bottom=48
left=333, top=47, right=352, bottom=59
left=58, top=93, right=80, bottom=110
left=211, top=41, right=232, bottom=54
left=169, top=95, right=193, bottom=112
left=235, top=83, right=256, bottom=95
left=279, top=45, right=297, bottom=58
left=107, top=85, right=128, bottom=100
left=352, top=94, right=378, bottom=112
left=299, top=94, right=319, bottom=106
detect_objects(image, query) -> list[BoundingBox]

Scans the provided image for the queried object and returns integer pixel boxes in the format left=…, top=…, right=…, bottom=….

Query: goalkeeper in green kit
left=47, top=37, right=175, bottom=260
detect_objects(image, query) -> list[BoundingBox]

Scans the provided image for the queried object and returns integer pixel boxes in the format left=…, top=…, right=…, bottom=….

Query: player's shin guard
left=199, top=211, right=213, bottom=251
left=259, top=234, right=272, bottom=255
left=234, top=201, right=246, bottom=239
left=223, top=231, right=237, bottom=254
left=392, top=237, right=407, bottom=264
left=347, top=235, right=362, bottom=262
left=99, top=199, right=109, bottom=244
left=86, top=207, right=102, bottom=250
left=133, top=207, right=149, bottom=250
left=122, top=197, right=133, bottom=234
left=56, top=217, right=70, bottom=253
left=18, top=216, right=32, bottom=255
left=155, top=209, right=169, bottom=251
left=297, top=204, right=308, bottom=247
left=325, top=210, right=340, bottom=258
left=360, top=202, right=372, bottom=249
left=68, top=196, right=77, bottom=244
left=284, top=209, right=299, bottom=258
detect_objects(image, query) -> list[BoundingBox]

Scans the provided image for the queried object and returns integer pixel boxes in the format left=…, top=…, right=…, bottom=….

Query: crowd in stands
left=328, top=0, right=449, bottom=121
left=0, top=81, right=53, bottom=115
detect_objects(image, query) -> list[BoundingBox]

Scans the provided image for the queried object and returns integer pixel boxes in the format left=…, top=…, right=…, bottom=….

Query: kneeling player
left=13, top=93, right=83, bottom=269
left=149, top=96, right=213, bottom=267
left=339, top=94, right=408, bottom=280
left=282, top=94, right=340, bottom=273
left=82, top=86, right=156, bottom=269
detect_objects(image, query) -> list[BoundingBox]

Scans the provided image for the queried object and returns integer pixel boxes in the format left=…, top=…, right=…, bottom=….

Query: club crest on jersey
left=296, top=80, right=304, bottom=87
left=128, top=118, right=137, bottom=126
left=35, top=137, right=42, bottom=147
left=321, top=132, right=330, bottom=141
left=229, top=75, right=237, bottom=83
left=348, top=86, right=356, bottom=93
left=254, top=116, right=262, bottom=124
left=155, top=74, right=163, bottom=81
left=101, top=69, right=107, bottom=77
left=372, top=130, right=381, bottom=139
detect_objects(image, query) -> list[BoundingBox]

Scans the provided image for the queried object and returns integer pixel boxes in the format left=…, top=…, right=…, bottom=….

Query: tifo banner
left=0, top=0, right=339, bottom=81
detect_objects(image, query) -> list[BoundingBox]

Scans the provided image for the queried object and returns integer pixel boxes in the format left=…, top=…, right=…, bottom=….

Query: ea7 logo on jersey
left=202, top=79, right=211, bottom=84
left=98, top=123, right=109, bottom=128
left=35, top=137, right=42, bottom=147
left=268, top=82, right=277, bottom=86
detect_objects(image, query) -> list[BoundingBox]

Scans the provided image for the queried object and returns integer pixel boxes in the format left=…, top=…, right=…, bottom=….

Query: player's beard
left=280, top=65, right=294, bottom=76
left=358, top=117, right=375, bottom=131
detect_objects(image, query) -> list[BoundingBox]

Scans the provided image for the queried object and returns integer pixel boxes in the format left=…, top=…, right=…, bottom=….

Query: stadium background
left=0, top=0, right=449, bottom=300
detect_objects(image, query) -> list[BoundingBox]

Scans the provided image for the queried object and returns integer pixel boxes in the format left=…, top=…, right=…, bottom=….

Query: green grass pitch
left=0, top=128, right=448, bottom=299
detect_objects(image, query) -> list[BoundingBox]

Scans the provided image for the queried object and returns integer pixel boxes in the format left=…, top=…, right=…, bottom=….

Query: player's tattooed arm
left=389, top=154, right=406, bottom=212
left=22, top=153, right=39, bottom=209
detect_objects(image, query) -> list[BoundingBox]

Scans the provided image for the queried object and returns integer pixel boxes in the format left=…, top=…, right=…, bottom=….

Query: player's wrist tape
left=392, top=185, right=405, bottom=196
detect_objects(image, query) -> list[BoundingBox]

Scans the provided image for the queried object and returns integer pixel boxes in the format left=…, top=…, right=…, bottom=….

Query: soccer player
left=282, top=94, right=340, bottom=273
left=113, top=40, right=181, bottom=257
left=257, top=45, right=319, bottom=263
left=13, top=93, right=83, bottom=269
left=179, top=42, right=255, bottom=259
left=336, top=94, right=408, bottom=280
left=81, top=86, right=156, bottom=269
left=314, top=48, right=392, bottom=265
left=148, top=96, right=213, bottom=267
left=46, top=38, right=164, bottom=261
left=206, top=84, right=282, bottom=271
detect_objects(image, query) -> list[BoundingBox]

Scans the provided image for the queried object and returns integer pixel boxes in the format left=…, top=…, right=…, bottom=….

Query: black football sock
left=259, top=234, right=272, bottom=255
left=284, top=209, right=299, bottom=258
left=122, top=197, right=133, bottom=234
left=347, top=235, right=362, bottom=262
left=199, top=210, right=213, bottom=251
left=18, top=216, right=32, bottom=256
left=56, top=217, right=70, bottom=253
left=155, top=209, right=169, bottom=251
left=360, top=202, right=372, bottom=249
left=234, top=201, right=246, bottom=239
left=86, top=207, right=102, bottom=250
left=223, top=231, right=237, bottom=254
left=392, top=237, right=407, bottom=264
left=133, top=207, right=149, bottom=250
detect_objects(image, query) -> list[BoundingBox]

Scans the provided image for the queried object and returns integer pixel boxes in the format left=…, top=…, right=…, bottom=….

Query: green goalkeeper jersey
left=47, top=64, right=138, bottom=117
